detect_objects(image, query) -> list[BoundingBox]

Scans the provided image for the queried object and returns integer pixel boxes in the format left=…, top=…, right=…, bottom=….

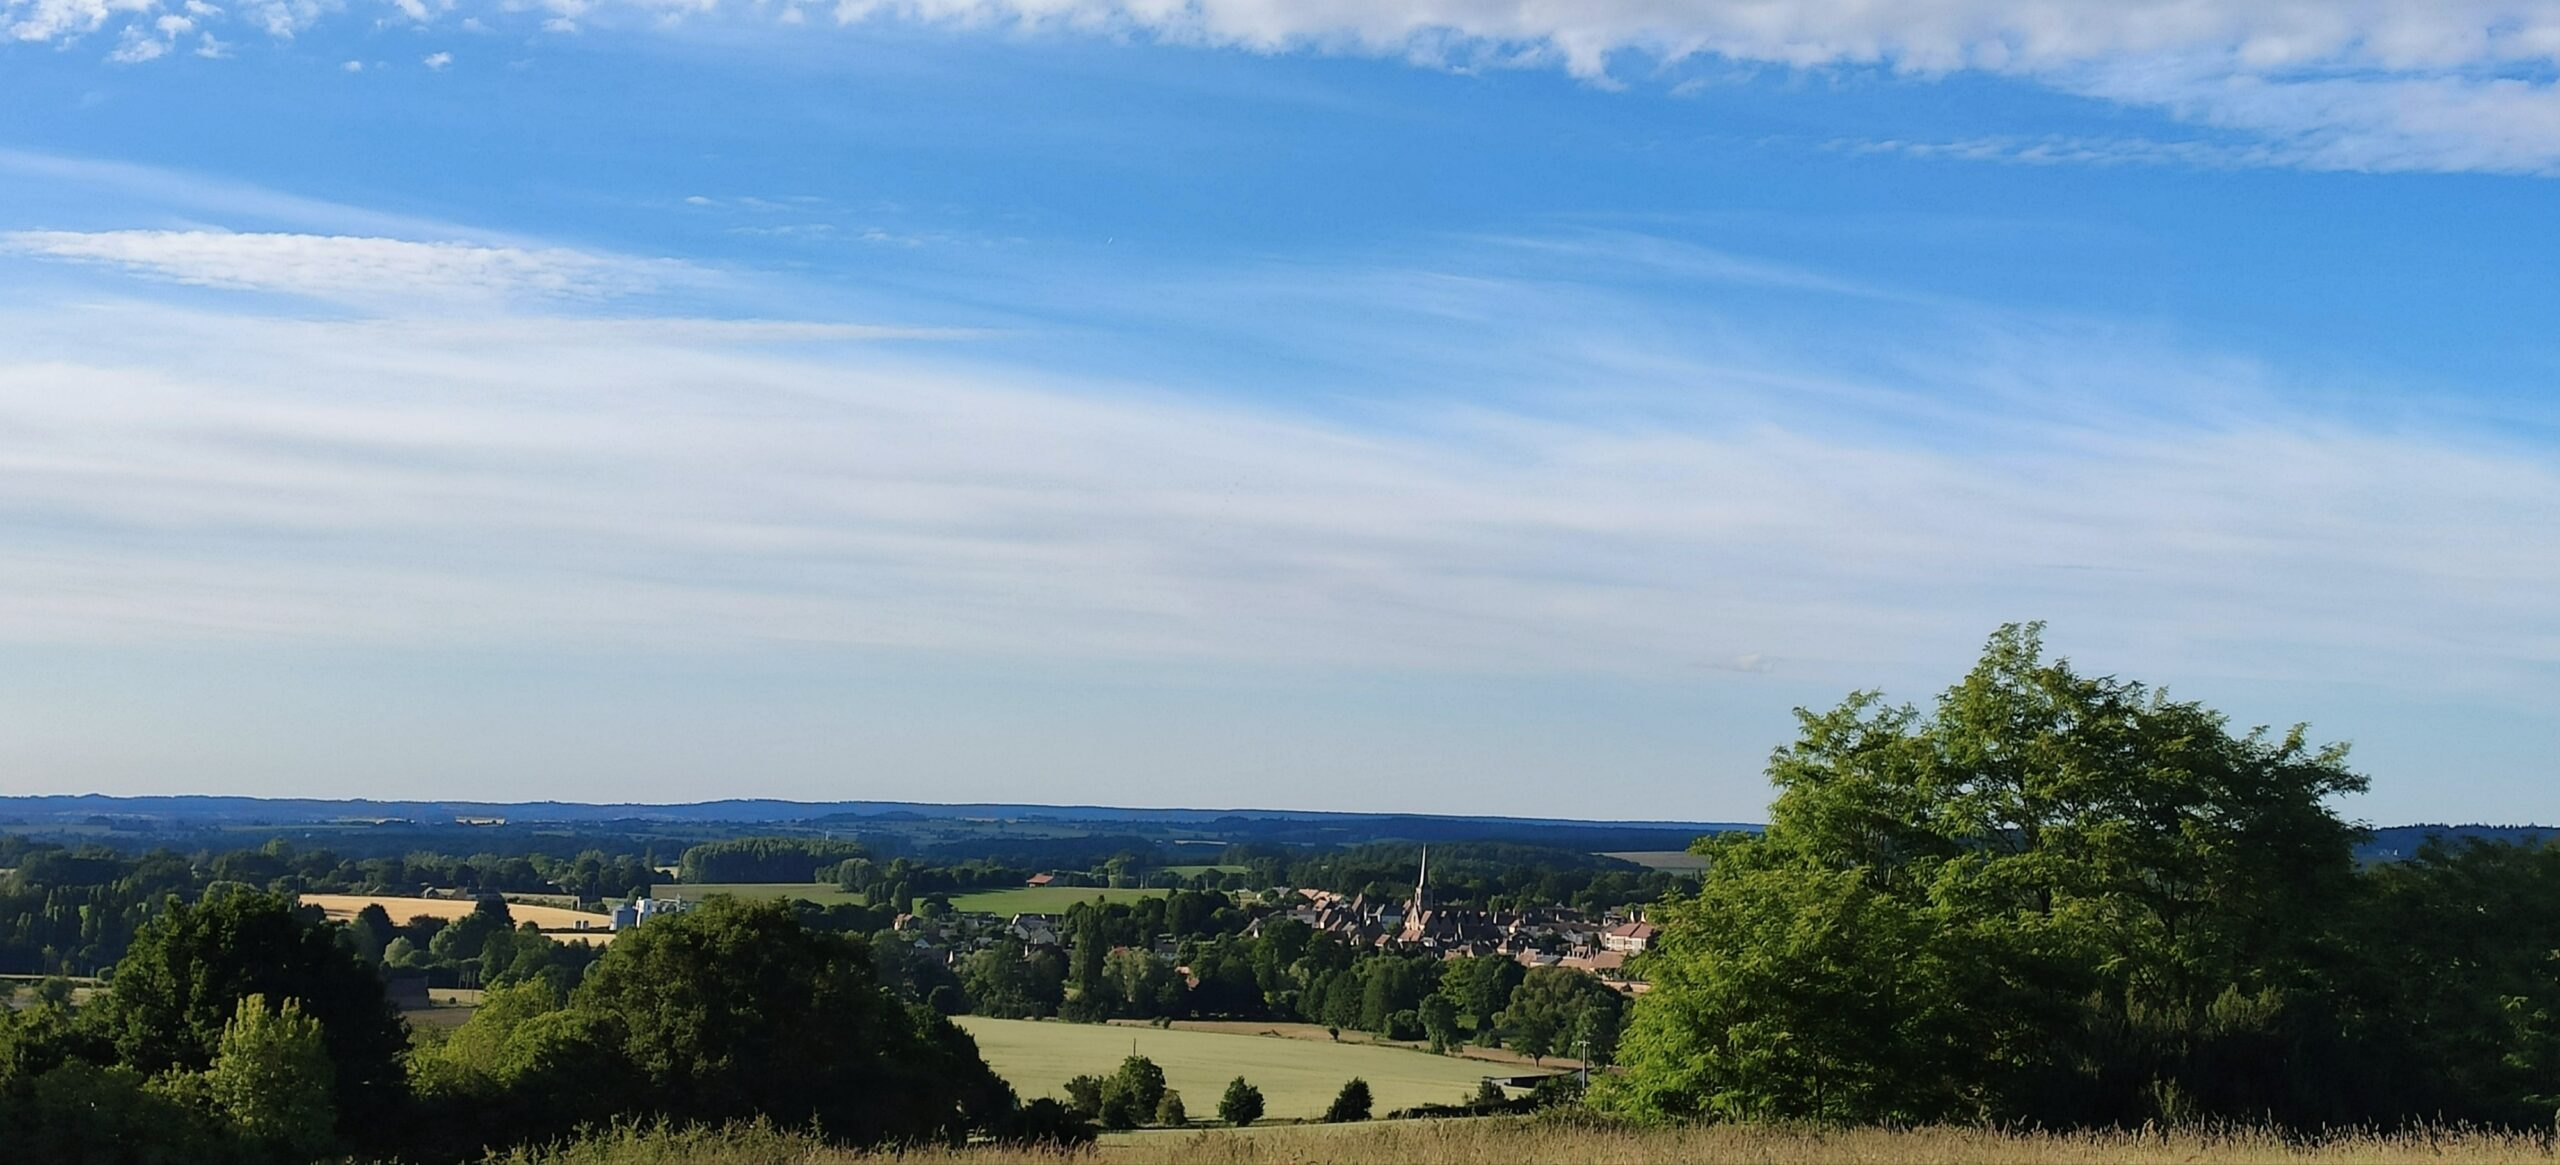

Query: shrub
left=1061, top=1074, right=1107, bottom=1117
left=1323, top=1077, right=1373, bottom=1123
left=999, top=1098, right=1096, bottom=1148
left=1112, top=1054, right=1167, bottom=1118
left=1217, top=1076, right=1264, bottom=1127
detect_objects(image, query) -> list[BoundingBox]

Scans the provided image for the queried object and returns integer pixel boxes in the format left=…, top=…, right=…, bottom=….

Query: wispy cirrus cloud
left=3, top=267, right=2554, bottom=703
left=2, top=229, right=678, bottom=307
left=19, top=1, right=2560, bottom=174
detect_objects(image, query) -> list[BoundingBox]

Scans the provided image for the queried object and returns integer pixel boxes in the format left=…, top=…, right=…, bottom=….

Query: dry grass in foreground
left=483, top=1115, right=2560, bottom=1165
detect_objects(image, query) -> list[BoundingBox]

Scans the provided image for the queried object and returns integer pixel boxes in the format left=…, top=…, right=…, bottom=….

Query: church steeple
left=1414, top=845, right=1428, bottom=906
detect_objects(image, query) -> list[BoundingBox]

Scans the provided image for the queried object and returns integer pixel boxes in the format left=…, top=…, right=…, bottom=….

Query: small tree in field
left=1218, top=1076, right=1264, bottom=1126
left=1154, top=1088, right=1186, bottom=1127
left=1112, top=1054, right=1167, bottom=1118
left=1323, top=1077, right=1372, bottom=1123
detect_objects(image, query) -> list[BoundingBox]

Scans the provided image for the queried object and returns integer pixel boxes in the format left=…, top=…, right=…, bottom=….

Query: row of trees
left=676, top=837, right=868, bottom=884
left=341, top=898, right=608, bottom=992
left=1053, top=1054, right=1371, bottom=1129
left=0, top=842, right=657, bottom=976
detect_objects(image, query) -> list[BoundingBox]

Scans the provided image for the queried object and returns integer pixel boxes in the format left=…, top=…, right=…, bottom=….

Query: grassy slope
left=954, top=1017, right=1502, bottom=1120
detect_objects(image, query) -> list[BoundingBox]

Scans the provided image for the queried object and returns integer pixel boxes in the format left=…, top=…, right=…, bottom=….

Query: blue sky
left=3, top=2, right=2558, bottom=823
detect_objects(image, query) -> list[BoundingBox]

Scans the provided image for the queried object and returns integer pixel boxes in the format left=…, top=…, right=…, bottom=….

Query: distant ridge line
left=0, top=793, right=1758, bottom=832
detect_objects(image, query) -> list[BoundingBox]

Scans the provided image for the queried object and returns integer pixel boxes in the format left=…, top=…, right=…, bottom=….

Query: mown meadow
left=953, top=1016, right=1502, bottom=1120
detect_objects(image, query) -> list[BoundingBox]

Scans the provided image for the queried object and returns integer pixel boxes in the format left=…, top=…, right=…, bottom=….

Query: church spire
left=1415, top=845, right=1428, bottom=906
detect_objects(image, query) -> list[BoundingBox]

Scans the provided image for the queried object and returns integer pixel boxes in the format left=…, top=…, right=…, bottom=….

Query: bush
left=1097, top=1088, right=1142, bottom=1130
left=1323, top=1077, right=1373, bottom=1123
left=1112, top=1054, right=1167, bottom=1118
left=1061, top=1073, right=1107, bottom=1117
left=999, top=1098, right=1096, bottom=1148
left=1217, top=1076, right=1264, bottom=1127
left=1155, top=1089, right=1186, bottom=1127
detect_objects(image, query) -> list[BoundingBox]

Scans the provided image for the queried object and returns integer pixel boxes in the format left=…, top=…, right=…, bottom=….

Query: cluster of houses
left=877, top=849, right=1661, bottom=995
left=1252, top=849, right=1655, bottom=989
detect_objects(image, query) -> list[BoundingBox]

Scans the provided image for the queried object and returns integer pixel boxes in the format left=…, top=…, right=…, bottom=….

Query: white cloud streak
left=19, top=1, right=2560, bottom=173
left=1, top=291, right=2553, bottom=704
left=2, top=229, right=673, bottom=306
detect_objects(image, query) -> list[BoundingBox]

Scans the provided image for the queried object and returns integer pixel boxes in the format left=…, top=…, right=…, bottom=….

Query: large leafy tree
left=422, top=896, right=1014, bottom=1151
left=579, top=896, right=1013, bottom=1140
left=1600, top=624, right=2371, bottom=1126
left=87, top=890, right=409, bottom=1136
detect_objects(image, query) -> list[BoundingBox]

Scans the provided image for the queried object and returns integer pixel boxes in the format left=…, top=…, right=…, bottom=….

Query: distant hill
left=2359, top=823, right=2556, bottom=862
left=0, top=794, right=1759, bottom=856
left=3, top=796, right=2543, bottom=865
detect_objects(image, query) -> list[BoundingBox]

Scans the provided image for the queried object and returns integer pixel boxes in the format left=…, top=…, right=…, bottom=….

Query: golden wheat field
left=298, top=894, right=616, bottom=942
left=481, top=1117, right=2560, bottom=1165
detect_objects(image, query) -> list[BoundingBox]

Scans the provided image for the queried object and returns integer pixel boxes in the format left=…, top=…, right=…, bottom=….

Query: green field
left=954, top=1017, right=1517, bottom=1120
left=946, top=886, right=1165, bottom=914
left=1163, top=864, right=1250, bottom=878
left=650, top=883, right=867, bottom=906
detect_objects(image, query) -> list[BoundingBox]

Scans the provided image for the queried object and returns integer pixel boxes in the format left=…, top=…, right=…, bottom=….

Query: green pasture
left=650, top=883, right=867, bottom=906
left=953, top=1017, right=1521, bottom=1120
left=946, top=886, right=1164, bottom=914
left=1162, top=864, right=1250, bottom=878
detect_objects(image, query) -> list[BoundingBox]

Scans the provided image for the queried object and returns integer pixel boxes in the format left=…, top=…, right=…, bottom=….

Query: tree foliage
left=1217, top=1076, right=1264, bottom=1126
left=1322, top=1077, right=1373, bottom=1123
left=89, top=890, right=408, bottom=1136
left=204, top=995, right=336, bottom=1162
left=415, top=897, right=1013, bottom=1154
left=1601, top=624, right=2378, bottom=1127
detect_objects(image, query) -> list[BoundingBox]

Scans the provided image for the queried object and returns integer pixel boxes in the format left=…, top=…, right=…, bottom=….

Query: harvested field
left=299, top=894, right=614, bottom=943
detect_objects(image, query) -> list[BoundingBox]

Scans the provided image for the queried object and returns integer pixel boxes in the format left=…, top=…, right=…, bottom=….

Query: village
left=844, top=850, right=1659, bottom=1007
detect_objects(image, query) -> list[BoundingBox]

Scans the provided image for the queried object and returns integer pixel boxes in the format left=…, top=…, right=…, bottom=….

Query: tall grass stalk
left=482, top=1115, right=2560, bottom=1165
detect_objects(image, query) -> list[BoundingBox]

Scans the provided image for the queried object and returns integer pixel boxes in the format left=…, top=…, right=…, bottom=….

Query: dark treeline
left=1599, top=625, right=2560, bottom=1131
left=675, top=837, right=868, bottom=883
left=0, top=840, right=657, bottom=977
left=0, top=831, right=1669, bottom=984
